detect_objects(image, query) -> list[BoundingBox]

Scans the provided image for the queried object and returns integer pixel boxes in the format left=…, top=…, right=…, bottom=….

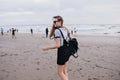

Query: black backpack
left=57, top=28, right=79, bottom=58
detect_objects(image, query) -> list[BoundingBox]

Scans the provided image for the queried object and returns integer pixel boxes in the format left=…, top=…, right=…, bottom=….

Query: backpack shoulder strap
left=57, top=28, right=68, bottom=45
left=57, top=28, right=65, bottom=39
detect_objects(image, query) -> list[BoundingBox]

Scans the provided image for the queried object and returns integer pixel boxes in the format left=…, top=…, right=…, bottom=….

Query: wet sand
left=0, top=33, right=120, bottom=80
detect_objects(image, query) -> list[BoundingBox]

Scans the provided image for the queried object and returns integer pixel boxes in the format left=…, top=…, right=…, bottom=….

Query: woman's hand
left=42, top=38, right=60, bottom=51
left=42, top=47, right=49, bottom=51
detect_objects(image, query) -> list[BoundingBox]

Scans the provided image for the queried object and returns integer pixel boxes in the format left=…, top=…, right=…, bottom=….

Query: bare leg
left=63, top=62, right=68, bottom=80
left=58, top=63, right=68, bottom=80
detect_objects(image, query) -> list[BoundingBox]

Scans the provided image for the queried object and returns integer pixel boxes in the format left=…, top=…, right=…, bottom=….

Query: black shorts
left=57, top=46, right=71, bottom=65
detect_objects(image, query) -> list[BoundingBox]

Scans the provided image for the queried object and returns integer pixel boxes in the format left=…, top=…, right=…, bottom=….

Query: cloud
left=34, top=0, right=59, bottom=4
left=0, top=0, right=120, bottom=25
left=0, top=11, right=34, bottom=17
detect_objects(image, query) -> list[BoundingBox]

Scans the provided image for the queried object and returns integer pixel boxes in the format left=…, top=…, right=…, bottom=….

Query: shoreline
left=1, top=31, right=120, bottom=37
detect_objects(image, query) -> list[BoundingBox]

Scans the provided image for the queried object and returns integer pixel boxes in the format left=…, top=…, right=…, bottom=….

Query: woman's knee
left=58, top=69, right=62, bottom=75
left=58, top=70, right=62, bottom=76
left=58, top=65, right=64, bottom=75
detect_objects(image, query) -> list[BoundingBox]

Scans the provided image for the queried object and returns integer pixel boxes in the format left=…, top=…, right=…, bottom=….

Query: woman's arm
left=42, top=38, right=60, bottom=51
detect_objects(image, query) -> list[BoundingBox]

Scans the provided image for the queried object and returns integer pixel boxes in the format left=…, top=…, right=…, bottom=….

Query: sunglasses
left=53, top=18, right=61, bottom=23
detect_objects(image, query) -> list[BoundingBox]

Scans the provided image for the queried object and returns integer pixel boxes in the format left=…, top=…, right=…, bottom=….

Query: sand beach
left=0, top=33, right=120, bottom=80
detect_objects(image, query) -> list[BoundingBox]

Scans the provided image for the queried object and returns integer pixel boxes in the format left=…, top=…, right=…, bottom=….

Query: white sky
left=0, top=0, right=120, bottom=25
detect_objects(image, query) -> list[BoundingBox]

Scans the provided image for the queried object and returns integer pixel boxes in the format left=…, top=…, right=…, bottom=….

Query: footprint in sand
left=10, top=54, right=18, bottom=56
left=23, top=50, right=30, bottom=53
left=0, top=53, right=8, bottom=57
left=88, top=78, right=92, bottom=80
left=36, top=68, right=40, bottom=71
left=118, top=72, right=120, bottom=76
left=93, top=78, right=99, bottom=80
left=1, top=69, right=10, bottom=73
left=88, top=78, right=99, bottom=80
left=36, top=61, right=40, bottom=65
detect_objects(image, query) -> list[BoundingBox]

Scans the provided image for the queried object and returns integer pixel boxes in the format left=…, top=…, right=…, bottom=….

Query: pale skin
left=42, top=21, right=69, bottom=80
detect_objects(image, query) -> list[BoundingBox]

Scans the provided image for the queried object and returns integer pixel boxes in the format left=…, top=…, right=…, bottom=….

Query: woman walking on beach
left=42, top=15, right=71, bottom=80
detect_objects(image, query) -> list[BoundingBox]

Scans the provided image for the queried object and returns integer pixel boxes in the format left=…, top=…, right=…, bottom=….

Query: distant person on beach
left=42, top=15, right=71, bottom=80
left=30, top=28, right=33, bottom=35
left=74, top=27, right=77, bottom=34
left=16, top=29, right=18, bottom=32
left=45, top=27, right=49, bottom=38
left=71, top=30, right=73, bottom=35
left=12, top=28, right=16, bottom=39
left=9, top=29, right=11, bottom=33
left=1, top=28, right=3, bottom=35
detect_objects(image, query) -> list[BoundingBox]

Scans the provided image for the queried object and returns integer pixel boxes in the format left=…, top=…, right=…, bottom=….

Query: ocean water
left=1, top=24, right=120, bottom=36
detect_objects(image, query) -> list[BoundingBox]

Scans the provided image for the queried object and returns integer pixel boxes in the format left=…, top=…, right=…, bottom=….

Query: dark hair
left=53, top=16, right=63, bottom=25
left=49, top=15, right=64, bottom=38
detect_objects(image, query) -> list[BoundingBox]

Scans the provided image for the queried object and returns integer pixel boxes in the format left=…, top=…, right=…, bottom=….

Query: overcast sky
left=0, top=0, right=120, bottom=25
